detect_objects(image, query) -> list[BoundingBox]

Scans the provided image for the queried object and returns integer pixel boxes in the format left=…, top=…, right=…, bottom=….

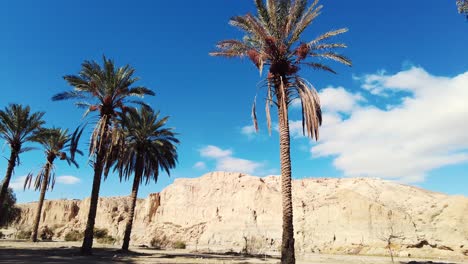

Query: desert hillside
left=14, top=172, right=468, bottom=258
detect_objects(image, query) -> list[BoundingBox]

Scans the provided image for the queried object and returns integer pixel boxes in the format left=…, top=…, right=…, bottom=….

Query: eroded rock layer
left=15, top=172, right=468, bottom=258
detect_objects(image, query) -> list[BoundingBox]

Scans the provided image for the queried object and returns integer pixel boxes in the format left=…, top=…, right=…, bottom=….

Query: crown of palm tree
left=112, top=107, right=179, bottom=185
left=0, top=104, right=45, bottom=161
left=52, top=56, right=155, bottom=159
left=211, top=0, right=351, bottom=140
left=24, top=127, right=83, bottom=191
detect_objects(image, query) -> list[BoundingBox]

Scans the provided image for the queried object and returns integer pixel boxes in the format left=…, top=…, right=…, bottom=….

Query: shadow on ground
left=0, top=247, right=140, bottom=264
left=0, top=246, right=278, bottom=264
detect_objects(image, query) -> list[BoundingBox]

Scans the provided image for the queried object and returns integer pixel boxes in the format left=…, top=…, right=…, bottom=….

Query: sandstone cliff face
left=15, top=172, right=468, bottom=258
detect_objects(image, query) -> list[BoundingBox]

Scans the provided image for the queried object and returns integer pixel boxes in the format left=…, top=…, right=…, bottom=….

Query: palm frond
left=127, top=87, right=155, bottom=97
left=308, top=28, right=348, bottom=47
left=52, top=91, right=87, bottom=101
left=457, top=0, right=468, bottom=16
left=288, top=1, right=322, bottom=45
left=293, top=77, right=322, bottom=140
left=251, top=95, right=259, bottom=132
left=254, top=0, right=270, bottom=25
left=312, top=52, right=352, bottom=66
left=303, top=62, right=337, bottom=74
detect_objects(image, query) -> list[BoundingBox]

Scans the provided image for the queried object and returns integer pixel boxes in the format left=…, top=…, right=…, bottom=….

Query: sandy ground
left=0, top=240, right=466, bottom=264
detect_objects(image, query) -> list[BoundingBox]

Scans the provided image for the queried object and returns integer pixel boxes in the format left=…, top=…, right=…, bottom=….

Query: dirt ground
left=0, top=240, right=466, bottom=264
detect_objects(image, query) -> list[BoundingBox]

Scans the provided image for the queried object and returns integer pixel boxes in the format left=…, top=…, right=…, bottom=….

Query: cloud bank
left=311, top=67, right=468, bottom=182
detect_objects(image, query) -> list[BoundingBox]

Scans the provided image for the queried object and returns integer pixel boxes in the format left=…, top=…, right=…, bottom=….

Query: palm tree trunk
left=80, top=150, right=104, bottom=255
left=81, top=116, right=111, bottom=255
left=0, top=149, right=19, bottom=223
left=31, top=156, right=54, bottom=242
left=121, top=157, right=142, bottom=251
left=277, top=92, right=296, bottom=264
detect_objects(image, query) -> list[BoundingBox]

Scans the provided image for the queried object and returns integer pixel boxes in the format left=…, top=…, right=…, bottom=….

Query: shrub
left=97, top=235, right=116, bottom=245
left=39, top=226, right=54, bottom=241
left=0, top=188, right=21, bottom=227
left=150, top=235, right=170, bottom=249
left=173, top=241, right=186, bottom=249
left=242, top=236, right=267, bottom=255
left=0, top=231, right=4, bottom=239
left=64, top=230, right=83, bottom=241
left=93, top=228, right=108, bottom=239
left=16, top=229, right=32, bottom=240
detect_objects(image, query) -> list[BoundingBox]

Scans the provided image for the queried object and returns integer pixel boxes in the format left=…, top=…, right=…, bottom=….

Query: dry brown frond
left=294, top=77, right=321, bottom=140
left=252, top=96, right=259, bottom=132
left=265, top=81, right=273, bottom=135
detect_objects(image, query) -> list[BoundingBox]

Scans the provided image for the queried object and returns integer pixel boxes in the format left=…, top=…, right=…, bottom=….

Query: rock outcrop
left=14, top=172, right=468, bottom=258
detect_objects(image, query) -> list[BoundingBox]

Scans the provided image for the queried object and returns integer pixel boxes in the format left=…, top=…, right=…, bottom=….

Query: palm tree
left=25, top=127, right=83, bottom=242
left=52, top=56, right=154, bottom=254
left=457, top=0, right=468, bottom=17
left=0, top=104, right=45, bottom=223
left=112, top=107, right=178, bottom=251
left=210, top=1, right=351, bottom=263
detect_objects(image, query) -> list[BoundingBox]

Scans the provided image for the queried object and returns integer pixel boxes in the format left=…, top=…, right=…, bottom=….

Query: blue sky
left=1, top=0, right=467, bottom=203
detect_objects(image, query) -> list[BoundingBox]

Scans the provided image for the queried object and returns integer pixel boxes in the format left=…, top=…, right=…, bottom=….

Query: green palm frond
left=127, top=87, right=156, bottom=97
left=0, top=104, right=45, bottom=152
left=254, top=0, right=270, bottom=25
left=302, top=62, right=336, bottom=74
left=26, top=126, right=83, bottom=191
left=112, top=107, right=179, bottom=185
left=53, top=56, right=155, bottom=172
left=52, top=91, right=88, bottom=101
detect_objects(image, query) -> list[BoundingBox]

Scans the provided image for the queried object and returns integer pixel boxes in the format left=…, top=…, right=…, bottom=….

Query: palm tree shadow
left=0, top=247, right=141, bottom=264
left=151, top=251, right=278, bottom=262
left=400, top=260, right=455, bottom=264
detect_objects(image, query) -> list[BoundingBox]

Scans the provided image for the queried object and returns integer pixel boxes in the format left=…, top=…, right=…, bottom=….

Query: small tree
left=0, top=104, right=44, bottom=222
left=25, top=127, right=83, bottom=242
left=112, top=107, right=179, bottom=251
left=378, top=210, right=404, bottom=263
left=0, top=188, right=20, bottom=227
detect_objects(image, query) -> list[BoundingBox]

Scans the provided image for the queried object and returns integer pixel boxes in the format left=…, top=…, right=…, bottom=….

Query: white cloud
left=241, top=125, right=257, bottom=136
left=319, top=86, right=365, bottom=113
left=359, top=67, right=449, bottom=96
left=199, top=145, right=265, bottom=174
left=288, top=120, right=305, bottom=138
left=311, top=67, right=468, bottom=183
left=216, top=157, right=263, bottom=174
left=200, top=145, right=232, bottom=159
left=291, top=86, right=364, bottom=114
left=193, top=161, right=207, bottom=170
left=56, top=175, right=80, bottom=185
left=291, top=98, right=302, bottom=108
left=9, top=176, right=27, bottom=190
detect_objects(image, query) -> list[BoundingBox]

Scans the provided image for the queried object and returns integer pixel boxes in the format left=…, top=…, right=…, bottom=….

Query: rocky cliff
left=14, top=172, right=468, bottom=258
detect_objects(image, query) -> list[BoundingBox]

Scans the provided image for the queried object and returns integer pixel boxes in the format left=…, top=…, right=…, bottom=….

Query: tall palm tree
left=25, top=127, right=83, bottom=242
left=210, top=1, right=351, bottom=263
left=112, top=107, right=178, bottom=251
left=457, top=0, right=468, bottom=17
left=0, top=104, right=45, bottom=223
left=52, top=56, right=154, bottom=254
